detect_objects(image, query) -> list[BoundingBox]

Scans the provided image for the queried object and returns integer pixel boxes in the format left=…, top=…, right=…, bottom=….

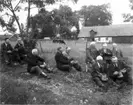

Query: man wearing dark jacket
left=14, top=38, right=27, bottom=64
left=55, top=47, right=71, bottom=72
left=55, top=47, right=82, bottom=72
left=26, top=49, right=51, bottom=78
left=99, top=43, right=112, bottom=64
left=91, top=56, right=108, bottom=88
left=1, top=38, right=13, bottom=64
left=108, top=56, right=132, bottom=85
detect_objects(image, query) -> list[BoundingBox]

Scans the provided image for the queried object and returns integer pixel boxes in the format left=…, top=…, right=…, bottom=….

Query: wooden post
left=85, top=37, right=89, bottom=72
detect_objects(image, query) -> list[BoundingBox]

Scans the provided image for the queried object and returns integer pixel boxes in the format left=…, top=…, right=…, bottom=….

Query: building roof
left=78, top=24, right=133, bottom=38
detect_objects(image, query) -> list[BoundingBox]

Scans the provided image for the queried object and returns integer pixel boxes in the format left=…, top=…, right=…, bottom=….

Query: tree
left=123, top=0, right=133, bottom=22
left=0, top=0, right=22, bottom=33
left=79, top=4, right=112, bottom=26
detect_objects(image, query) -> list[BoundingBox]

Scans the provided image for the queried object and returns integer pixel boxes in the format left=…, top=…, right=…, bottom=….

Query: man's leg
left=93, top=77, right=105, bottom=88
left=72, top=63, right=82, bottom=72
left=58, top=65, right=71, bottom=72
left=31, top=66, right=49, bottom=78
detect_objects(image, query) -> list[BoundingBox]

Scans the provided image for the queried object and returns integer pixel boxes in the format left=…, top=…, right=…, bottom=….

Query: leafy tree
left=79, top=4, right=112, bottom=26
left=123, top=0, right=133, bottom=22
left=0, top=0, right=22, bottom=33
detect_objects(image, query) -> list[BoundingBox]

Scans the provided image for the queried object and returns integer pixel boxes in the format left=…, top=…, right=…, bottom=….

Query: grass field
left=0, top=40, right=133, bottom=105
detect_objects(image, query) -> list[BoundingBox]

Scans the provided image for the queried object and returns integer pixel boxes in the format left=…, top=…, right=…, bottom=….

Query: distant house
left=78, top=24, right=133, bottom=43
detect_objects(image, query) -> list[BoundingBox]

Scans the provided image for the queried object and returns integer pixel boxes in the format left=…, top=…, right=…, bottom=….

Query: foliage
left=79, top=4, right=112, bottom=26
left=30, top=5, right=79, bottom=39
left=123, top=0, right=133, bottom=22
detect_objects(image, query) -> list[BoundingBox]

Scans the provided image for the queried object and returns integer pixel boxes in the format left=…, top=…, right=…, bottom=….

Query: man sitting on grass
left=91, top=56, right=109, bottom=89
left=26, top=49, right=52, bottom=79
left=14, top=38, right=27, bottom=64
left=1, top=38, right=13, bottom=65
left=108, top=56, right=132, bottom=85
left=86, top=41, right=99, bottom=72
left=64, top=47, right=82, bottom=71
left=55, top=47, right=82, bottom=72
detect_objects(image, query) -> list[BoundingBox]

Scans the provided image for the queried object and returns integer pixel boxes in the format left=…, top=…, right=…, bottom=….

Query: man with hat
left=108, top=56, right=132, bottom=85
left=91, top=55, right=109, bottom=89
left=1, top=38, right=13, bottom=64
left=86, top=41, right=99, bottom=72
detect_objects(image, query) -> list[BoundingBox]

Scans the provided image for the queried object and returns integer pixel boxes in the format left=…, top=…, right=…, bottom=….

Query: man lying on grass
left=26, top=49, right=53, bottom=79
left=55, top=47, right=82, bottom=72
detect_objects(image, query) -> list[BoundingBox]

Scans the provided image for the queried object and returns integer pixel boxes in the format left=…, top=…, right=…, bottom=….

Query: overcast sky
left=0, top=0, right=133, bottom=33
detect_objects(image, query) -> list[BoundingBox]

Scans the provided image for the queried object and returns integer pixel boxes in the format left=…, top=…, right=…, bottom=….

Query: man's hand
left=7, top=50, right=12, bottom=53
left=40, top=62, right=46, bottom=68
left=113, top=71, right=119, bottom=75
left=121, top=69, right=126, bottom=73
left=70, top=60, right=75, bottom=64
left=92, top=60, right=95, bottom=64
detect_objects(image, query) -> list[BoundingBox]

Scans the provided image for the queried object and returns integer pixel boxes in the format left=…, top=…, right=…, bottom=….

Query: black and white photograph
left=0, top=0, right=133, bottom=104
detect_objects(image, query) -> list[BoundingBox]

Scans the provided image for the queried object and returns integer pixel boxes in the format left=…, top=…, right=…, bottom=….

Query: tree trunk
left=26, top=0, right=31, bottom=35
left=11, top=10, right=22, bottom=35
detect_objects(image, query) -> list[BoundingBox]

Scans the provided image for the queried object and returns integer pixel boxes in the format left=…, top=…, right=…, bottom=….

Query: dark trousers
left=2, top=52, right=13, bottom=63
left=71, top=62, right=82, bottom=72
left=57, top=65, right=71, bottom=72
left=111, top=71, right=132, bottom=85
left=93, top=76, right=105, bottom=87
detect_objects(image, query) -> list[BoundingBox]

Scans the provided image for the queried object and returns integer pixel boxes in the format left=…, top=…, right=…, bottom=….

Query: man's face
left=113, top=45, right=117, bottom=49
left=34, top=51, right=38, bottom=55
left=112, top=58, right=118, bottom=63
left=58, top=47, right=63, bottom=53
left=103, top=45, right=107, bottom=49
left=97, top=59, right=103, bottom=64
left=5, top=39, right=9, bottom=43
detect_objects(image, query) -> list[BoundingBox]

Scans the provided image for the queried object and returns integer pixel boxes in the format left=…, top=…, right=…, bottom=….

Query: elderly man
left=99, top=43, right=112, bottom=64
left=14, top=38, right=27, bottom=64
left=64, top=47, right=82, bottom=71
left=111, top=43, right=123, bottom=60
left=108, top=56, right=132, bottom=85
left=26, top=49, right=51, bottom=78
left=91, top=56, right=108, bottom=89
left=1, top=38, right=13, bottom=64
left=86, top=42, right=99, bottom=70
left=55, top=47, right=82, bottom=72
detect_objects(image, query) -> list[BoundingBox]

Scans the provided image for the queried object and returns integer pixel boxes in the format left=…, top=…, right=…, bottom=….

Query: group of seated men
left=1, top=38, right=27, bottom=65
left=1, top=38, right=82, bottom=79
left=1, top=38, right=132, bottom=88
left=86, top=42, right=132, bottom=89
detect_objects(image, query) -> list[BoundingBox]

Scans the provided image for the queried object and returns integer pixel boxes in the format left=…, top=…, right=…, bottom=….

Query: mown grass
left=0, top=40, right=133, bottom=105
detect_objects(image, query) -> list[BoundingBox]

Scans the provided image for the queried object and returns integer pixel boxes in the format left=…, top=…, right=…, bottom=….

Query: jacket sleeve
left=86, top=48, right=93, bottom=62
left=37, top=56, right=45, bottom=62
left=56, top=53, right=70, bottom=64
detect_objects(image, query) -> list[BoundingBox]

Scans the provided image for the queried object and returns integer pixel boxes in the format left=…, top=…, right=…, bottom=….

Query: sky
left=0, top=0, right=133, bottom=33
